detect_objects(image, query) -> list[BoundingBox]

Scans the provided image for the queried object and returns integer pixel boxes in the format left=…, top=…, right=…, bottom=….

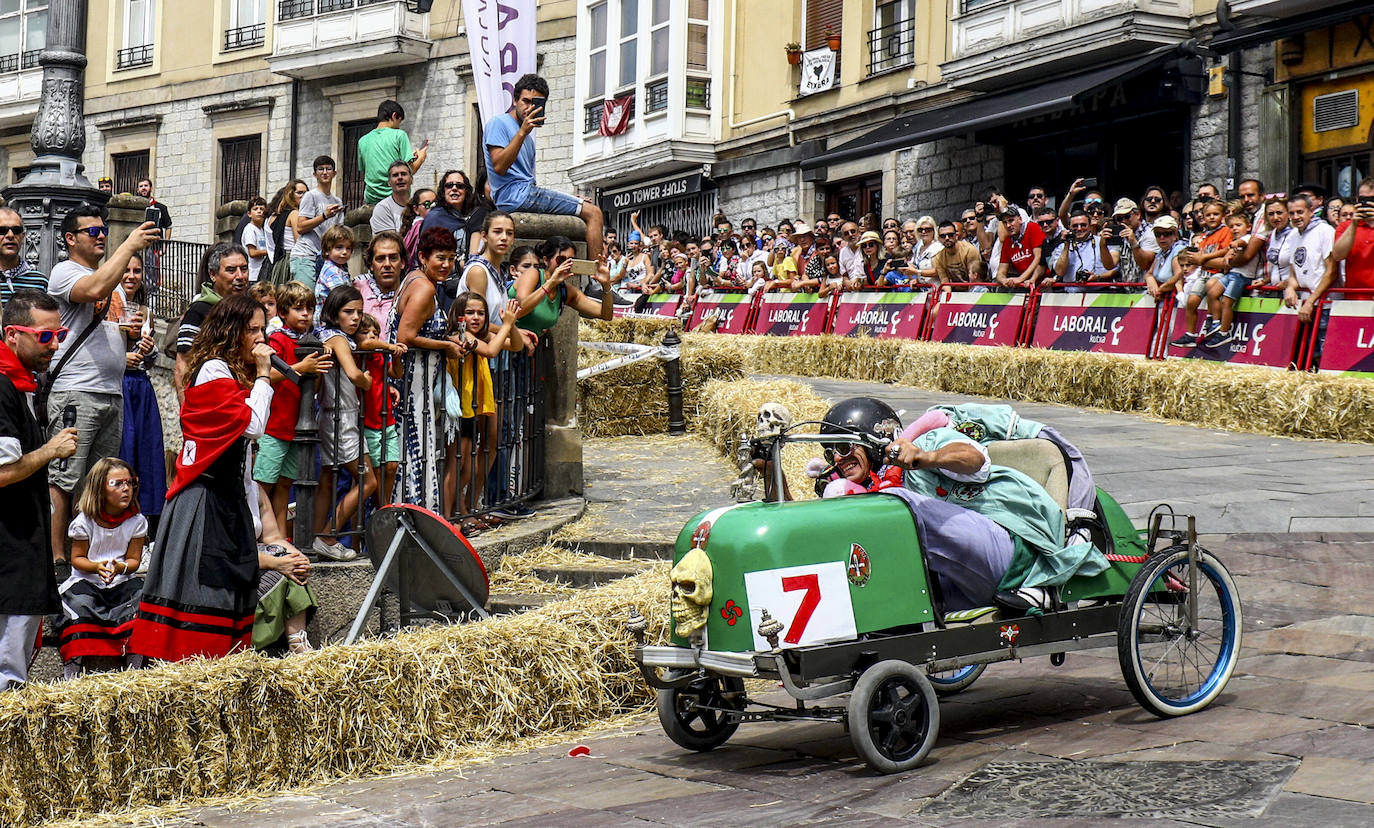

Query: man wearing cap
left=1144, top=215, right=1186, bottom=300
left=994, top=208, right=1046, bottom=289
left=1294, top=183, right=1329, bottom=222
left=1102, top=197, right=1158, bottom=283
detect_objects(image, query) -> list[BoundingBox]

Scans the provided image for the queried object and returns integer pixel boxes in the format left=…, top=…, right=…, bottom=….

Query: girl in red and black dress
left=129, top=295, right=275, bottom=662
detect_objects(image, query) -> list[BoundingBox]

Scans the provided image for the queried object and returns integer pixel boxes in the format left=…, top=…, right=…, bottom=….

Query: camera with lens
left=1074, top=269, right=1092, bottom=282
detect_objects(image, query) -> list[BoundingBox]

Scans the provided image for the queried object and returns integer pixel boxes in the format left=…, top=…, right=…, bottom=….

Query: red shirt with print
left=264, top=330, right=302, bottom=441
left=362, top=352, right=397, bottom=430
left=1336, top=220, right=1374, bottom=290
left=1000, top=222, right=1046, bottom=275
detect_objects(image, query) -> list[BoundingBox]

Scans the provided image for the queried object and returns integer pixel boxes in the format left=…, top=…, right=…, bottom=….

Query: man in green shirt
left=357, top=100, right=428, bottom=205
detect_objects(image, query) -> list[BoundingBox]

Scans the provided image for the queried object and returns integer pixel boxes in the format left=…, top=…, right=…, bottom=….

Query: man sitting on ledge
left=484, top=73, right=605, bottom=259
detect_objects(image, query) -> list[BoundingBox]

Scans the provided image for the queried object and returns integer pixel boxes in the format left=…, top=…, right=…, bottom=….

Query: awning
left=802, top=50, right=1170, bottom=170
left=1210, top=1, right=1372, bottom=54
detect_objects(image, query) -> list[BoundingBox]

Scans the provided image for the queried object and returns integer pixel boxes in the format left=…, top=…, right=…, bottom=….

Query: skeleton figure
left=669, top=546, right=714, bottom=639
left=730, top=402, right=793, bottom=501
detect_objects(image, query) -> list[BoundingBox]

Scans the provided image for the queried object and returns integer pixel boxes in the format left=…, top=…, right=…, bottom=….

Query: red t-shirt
left=1336, top=221, right=1374, bottom=290
left=264, top=330, right=303, bottom=441
left=1195, top=225, right=1233, bottom=274
left=1000, top=222, right=1046, bottom=275
left=362, top=352, right=397, bottom=430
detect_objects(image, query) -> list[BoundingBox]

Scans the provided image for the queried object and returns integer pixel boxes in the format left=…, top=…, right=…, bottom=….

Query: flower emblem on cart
left=720, top=600, right=743, bottom=625
left=954, top=421, right=987, bottom=442
left=847, top=543, right=871, bottom=587
left=999, top=623, right=1020, bottom=646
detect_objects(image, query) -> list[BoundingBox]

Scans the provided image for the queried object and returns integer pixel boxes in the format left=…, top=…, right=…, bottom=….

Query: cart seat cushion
left=986, top=439, right=1069, bottom=512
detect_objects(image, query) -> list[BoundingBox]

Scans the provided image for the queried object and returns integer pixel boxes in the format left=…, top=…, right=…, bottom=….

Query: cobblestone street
left=170, top=380, right=1374, bottom=826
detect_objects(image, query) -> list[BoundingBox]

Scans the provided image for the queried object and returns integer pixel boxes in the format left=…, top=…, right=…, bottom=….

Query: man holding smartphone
left=485, top=73, right=605, bottom=259
left=1330, top=178, right=1374, bottom=291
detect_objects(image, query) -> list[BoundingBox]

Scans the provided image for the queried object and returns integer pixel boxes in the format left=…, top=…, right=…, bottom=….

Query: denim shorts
left=509, top=185, right=582, bottom=217
left=1219, top=271, right=1251, bottom=302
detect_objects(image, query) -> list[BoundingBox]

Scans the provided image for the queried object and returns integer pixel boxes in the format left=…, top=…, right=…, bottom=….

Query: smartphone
left=529, top=97, right=547, bottom=125
left=1359, top=195, right=1374, bottom=207
left=569, top=258, right=597, bottom=276
left=144, top=205, right=160, bottom=225
left=1081, top=177, right=1099, bottom=189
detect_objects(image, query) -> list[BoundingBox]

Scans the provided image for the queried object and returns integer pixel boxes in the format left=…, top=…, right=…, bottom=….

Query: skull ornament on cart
left=756, top=402, right=792, bottom=438
left=669, top=545, right=714, bottom=639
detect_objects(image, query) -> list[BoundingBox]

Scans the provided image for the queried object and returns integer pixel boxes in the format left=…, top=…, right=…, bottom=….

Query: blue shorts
left=1219, top=271, right=1251, bottom=302
left=503, top=185, right=582, bottom=217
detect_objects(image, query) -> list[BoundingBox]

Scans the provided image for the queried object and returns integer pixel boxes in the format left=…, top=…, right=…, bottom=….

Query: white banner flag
left=462, top=0, right=537, bottom=127
left=799, top=47, right=836, bottom=97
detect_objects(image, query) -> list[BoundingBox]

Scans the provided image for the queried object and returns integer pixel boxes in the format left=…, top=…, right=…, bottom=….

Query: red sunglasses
left=6, top=325, right=69, bottom=344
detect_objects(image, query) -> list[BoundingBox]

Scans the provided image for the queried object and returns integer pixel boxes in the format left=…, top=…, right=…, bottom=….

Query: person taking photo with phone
left=1329, top=177, right=1374, bottom=292
left=484, top=74, right=606, bottom=260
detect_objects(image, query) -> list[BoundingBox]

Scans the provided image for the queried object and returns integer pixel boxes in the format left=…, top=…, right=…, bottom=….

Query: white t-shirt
left=242, top=221, right=273, bottom=282
left=1229, top=234, right=1262, bottom=279
left=1280, top=220, right=1335, bottom=295
left=370, top=195, right=405, bottom=234
left=47, top=260, right=128, bottom=395
left=61, top=512, right=147, bottom=592
left=291, top=188, right=343, bottom=260
left=1262, top=226, right=1294, bottom=286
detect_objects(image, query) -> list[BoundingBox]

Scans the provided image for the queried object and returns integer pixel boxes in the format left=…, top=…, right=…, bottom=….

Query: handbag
left=433, top=361, right=463, bottom=422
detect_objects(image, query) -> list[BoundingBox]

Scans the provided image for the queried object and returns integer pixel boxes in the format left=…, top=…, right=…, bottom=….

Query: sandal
left=287, top=630, right=314, bottom=655
left=482, top=514, right=505, bottom=527
left=460, top=517, right=486, bottom=536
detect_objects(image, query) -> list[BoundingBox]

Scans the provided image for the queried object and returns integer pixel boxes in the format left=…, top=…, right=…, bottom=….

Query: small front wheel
left=848, top=660, right=940, bottom=774
left=927, top=663, right=987, bottom=696
left=1118, top=546, right=1242, bottom=717
left=656, top=674, right=745, bottom=752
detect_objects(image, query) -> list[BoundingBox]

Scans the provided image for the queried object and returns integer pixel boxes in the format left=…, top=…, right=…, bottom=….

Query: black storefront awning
left=1209, top=1, right=1373, bottom=53
left=802, top=50, right=1171, bottom=170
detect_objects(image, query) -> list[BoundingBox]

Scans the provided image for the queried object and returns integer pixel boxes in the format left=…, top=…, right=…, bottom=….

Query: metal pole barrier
left=663, top=328, right=685, bottom=435
left=291, top=333, right=324, bottom=552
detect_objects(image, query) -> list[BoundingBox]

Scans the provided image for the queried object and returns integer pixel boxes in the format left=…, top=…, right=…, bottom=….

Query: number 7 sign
left=744, top=562, right=856, bottom=651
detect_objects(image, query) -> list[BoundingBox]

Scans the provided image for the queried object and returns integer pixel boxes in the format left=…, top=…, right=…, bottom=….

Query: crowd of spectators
left=627, top=177, right=1374, bottom=351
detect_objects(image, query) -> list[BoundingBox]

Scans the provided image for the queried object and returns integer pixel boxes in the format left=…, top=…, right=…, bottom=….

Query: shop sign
left=606, top=173, right=703, bottom=211
left=927, top=292, right=1025, bottom=346
left=1164, top=297, right=1299, bottom=368
left=1030, top=292, right=1157, bottom=356
left=751, top=292, right=831, bottom=336
left=830, top=291, right=928, bottom=339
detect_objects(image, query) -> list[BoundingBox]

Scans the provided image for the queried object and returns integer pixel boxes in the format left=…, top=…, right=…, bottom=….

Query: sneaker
left=1201, top=319, right=1222, bottom=338
left=312, top=537, right=359, bottom=562
left=489, top=503, right=536, bottom=520
left=1210, top=327, right=1236, bottom=347
left=1168, top=333, right=1199, bottom=348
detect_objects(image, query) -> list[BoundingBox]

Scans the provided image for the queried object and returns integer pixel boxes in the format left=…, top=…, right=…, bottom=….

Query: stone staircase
left=484, top=538, right=673, bottom=616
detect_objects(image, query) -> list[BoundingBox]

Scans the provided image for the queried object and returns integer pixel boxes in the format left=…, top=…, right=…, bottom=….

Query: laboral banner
left=691, top=292, right=753, bottom=334
left=830, top=291, right=928, bottom=339
left=927, top=292, right=1024, bottom=346
left=612, top=296, right=679, bottom=318
left=1317, top=299, right=1374, bottom=377
left=462, top=0, right=536, bottom=126
left=751, top=292, right=830, bottom=336
left=1164, top=296, right=1300, bottom=368
left=1030, top=292, right=1157, bottom=357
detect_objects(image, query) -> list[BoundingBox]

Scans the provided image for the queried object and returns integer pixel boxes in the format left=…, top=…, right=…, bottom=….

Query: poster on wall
left=799, top=47, right=836, bottom=97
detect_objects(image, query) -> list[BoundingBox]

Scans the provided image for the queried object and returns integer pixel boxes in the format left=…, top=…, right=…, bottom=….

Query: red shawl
left=0, top=341, right=36, bottom=392
left=167, top=376, right=251, bottom=500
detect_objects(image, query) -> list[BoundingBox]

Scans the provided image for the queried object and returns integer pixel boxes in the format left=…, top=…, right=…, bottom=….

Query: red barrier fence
left=618, top=282, right=1374, bottom=377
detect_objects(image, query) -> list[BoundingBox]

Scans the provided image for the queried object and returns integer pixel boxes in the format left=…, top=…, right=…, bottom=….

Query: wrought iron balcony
left=116, top=44, right=155, bottom=71
left=867, top=16, right=916, bottom=76
left=224, top=23, right=266, bottom=51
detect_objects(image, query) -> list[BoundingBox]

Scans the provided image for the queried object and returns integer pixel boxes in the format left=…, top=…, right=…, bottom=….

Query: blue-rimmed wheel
left=1118, top=546, right=1242, bottom=717
left=657, top=675, right=745, bottom=751
left=927, top=663, right=986, bottom=696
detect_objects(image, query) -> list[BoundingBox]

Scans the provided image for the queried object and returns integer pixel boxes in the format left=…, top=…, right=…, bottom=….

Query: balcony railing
left=868, top=17, right=916, bottom=76
left=279, top=0, right=422, bottom=19
left=116, top=44, right=155, bottom=70
left=646, top=78, right=668, bottom=114
left=0, top=55, right=16, bottom=73
left=224, top=23, right=266, bottom=50
left=584, top=100, right=603, bottom=133
left=21, top=49, right=38, bottom=69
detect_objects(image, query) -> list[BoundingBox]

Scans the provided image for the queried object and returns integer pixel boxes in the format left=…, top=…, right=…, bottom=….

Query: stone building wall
left=716, top=166, right=799, bottom=228
left=1188, top=44, right=1273, bottom=195
left=897, top=136, right=1004, bottom=223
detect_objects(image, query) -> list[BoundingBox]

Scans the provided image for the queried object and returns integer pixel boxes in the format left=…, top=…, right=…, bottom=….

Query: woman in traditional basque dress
left=129, top=294, right=275, bottom=662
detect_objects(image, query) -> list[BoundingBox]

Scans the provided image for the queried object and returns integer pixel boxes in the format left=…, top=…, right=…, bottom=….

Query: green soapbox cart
left=628, top=427, right=1242, bottom=774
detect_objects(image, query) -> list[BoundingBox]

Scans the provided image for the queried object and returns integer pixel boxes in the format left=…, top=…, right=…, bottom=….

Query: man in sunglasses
left=836, top=221, right=866, bottom=283
left=931, top=220, right=983, bottom=286
left=0, top=289, right=77, bottom=689
left=0, top=207, right=43, bottom=304
left=369, top=159, right=413, bottom=234
left=46, top=203, right=159, bottom=564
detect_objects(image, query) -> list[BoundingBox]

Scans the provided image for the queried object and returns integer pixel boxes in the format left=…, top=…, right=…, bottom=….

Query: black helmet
left=820, top=396, right=901, bottom=467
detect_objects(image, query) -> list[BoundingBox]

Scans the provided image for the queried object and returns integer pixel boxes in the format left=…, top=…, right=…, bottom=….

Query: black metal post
left=291, top=333, right=324, bottom=552
left=663, top=328, right=685, bottom=435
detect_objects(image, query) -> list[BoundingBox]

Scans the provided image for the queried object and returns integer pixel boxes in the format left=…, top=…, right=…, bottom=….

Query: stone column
left=1, top=0, right=107, bottom=275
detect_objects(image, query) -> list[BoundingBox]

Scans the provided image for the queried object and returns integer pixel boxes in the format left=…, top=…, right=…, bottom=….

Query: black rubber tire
left=1118, top=546, right=1242, bottom=718
left=848, top=660, right=940, bottom=774
left=656, top=675, right=745, bottom=752
left=927, top=663, right=987, bottom=696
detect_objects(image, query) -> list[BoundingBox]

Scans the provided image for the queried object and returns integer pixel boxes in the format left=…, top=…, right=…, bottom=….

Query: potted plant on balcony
left=785, top=42, right=802, bottom=64
left=825, top=27, right=841, bottom=51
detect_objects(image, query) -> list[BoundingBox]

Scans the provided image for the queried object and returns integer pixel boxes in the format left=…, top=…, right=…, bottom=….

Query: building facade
left=0, top=0, right=579, bottom=242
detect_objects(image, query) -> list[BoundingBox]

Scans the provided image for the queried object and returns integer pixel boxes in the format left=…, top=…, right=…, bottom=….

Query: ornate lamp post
left=2, top=0, right=106, bottom=276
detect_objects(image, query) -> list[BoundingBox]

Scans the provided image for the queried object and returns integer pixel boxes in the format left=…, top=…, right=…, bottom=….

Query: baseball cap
left=1112, top=197, right=1138, bottom=216
left=1152, top=215, right=1179, bottom=231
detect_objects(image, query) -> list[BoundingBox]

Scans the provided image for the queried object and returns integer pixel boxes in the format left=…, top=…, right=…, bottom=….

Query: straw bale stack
left=578, top=339, right=745, bottom=437
left=0, top=568, right=669, bottom=826
left=581, top=316, right=681, bottom=346
left=694, top=378, right=832, bottom=500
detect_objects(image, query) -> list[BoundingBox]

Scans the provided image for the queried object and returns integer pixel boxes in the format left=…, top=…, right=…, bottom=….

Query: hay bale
left=578, top=339, right=745, bottom=437
left=0, top=569, right=671, bottom=825
left=694, top=378, right=832, bottom=499
left=581, top=316, right=681, bottom=346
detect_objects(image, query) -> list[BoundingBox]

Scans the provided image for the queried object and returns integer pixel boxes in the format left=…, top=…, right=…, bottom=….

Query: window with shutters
left=804, top=0, right=841, bottom=51
left=218, top=135, right=261, bottom=205
left=111, top=150, right=150, bottom=196
left=339, top=119, right=371, bottom=207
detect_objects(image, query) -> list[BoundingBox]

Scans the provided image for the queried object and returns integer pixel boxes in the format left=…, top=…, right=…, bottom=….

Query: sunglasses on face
left=1143, top=195, right=1163, bottom=202
left=420, top=200, right=435, bottom=208
left=75, top=226, right=109, bottom=238
left=443, top=181, right=469, bottom=191
left=843, top=229, right=858, bottom=236
left=742, top=224, right=756, bottom=230
left=1038, top=219, right=1056, bottom=226
left=0, top=225, right=23, bottom=237
left=862, top=242, right=878, bottom=248
left=1085, top=207, right=1105, bottom=214
left=7, top=325, right=69, bottom=344
left=823, top=444, right=861, bottom=464
left=938, top=231, right=957, bottom=239
left=918, top=227, right=933, bottom=233
left=1028, top=192, right=1045, bottom=199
